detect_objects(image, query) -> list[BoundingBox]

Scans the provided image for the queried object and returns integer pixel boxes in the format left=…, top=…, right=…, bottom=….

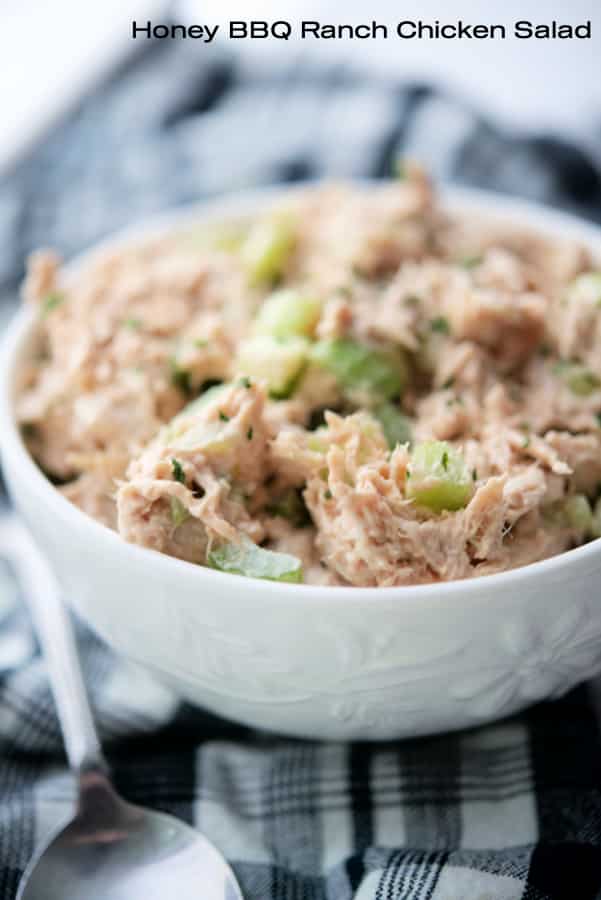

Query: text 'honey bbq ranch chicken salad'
left=17, top=167, right=601, bottom=586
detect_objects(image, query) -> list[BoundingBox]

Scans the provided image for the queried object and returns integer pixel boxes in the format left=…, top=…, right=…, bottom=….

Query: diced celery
left=41, top=293, right=64, bottom=317
left=591, top=497, right=601, bottom=538
left=169, top=496, right=190, bottom=529
left=180, top=383, right=229, bottom=417
left=170, top=420, right=234, bottom=454
left=254, top=289, right=321, bottom=339
left=373, top=403, right=412, bottom=449
left=430, top=316, right=450, bottom=334
left=163, top=383, right=229, bottom=443
left=310, top=339, right=407, bottom=403
left=213, top=227, right=246, bottom=253
left=569, top=370, right=600, bottom=397
left=182, top=221, right=248, bottom=253
left=208, top=538, right=303, bottom=583
left=267, top=489, right=310, bottom=527
left=563, top=495, right=593, bottom=530
left=236, top=336, right=308, bottom=399
left=545, top=494, right=593, bottom=532
left=566, top=271, right=601, bottom=306
left=162, top=382, right=243, bottom=451
left=307, top=433, right=328, bottom=453
left=553, top=361, right=601, bottom=396
left=458, top=255, right=483, bottom=270
left=406, top=441, right=472, bottom=512
left=241, top=217, right=296, bottom=286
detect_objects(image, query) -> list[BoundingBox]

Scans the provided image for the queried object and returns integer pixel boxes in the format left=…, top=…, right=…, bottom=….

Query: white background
left=0, top=0, right=599, bottom=172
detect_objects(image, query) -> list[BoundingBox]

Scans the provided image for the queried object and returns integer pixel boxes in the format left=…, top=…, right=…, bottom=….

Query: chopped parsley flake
left=441, top=450, right=449, bottom=471
left=123, top=317, right=142, bottom=330
left=219, top=411, right=230, bottom=422
left=472, top=468, right=478, bottom=482
left=519, top=424, right=531, bottom=449
left=169, top=358, right=192, bottom=394
left=459, top=254, right=483, bottom=269
left=239, top=376, right=252, bottom=388
left=41, top=293, right=64, bottom=316
left=442, top=376, right=455, bottom=390
left=553, top=361, right=601, bottom=396
left=171, top=458, right=185, bottom=484
left=430, top=316, right=450, bottom=335
left=247, top=426, right=253, bottom=440
left=324, top=489, right=333, bottom=500
left=194, top=338, right=208, bottom=348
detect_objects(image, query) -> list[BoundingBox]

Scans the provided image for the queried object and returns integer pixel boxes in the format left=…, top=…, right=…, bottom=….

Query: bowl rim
left=3, top=180, right=601, bottom=604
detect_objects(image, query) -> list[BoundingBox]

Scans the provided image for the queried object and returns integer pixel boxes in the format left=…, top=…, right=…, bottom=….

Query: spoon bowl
left=19, top=770, right=242, bottom=900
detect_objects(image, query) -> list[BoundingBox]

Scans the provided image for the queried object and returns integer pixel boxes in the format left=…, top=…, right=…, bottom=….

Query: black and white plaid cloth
left=1, top=39, right=601, bottom=900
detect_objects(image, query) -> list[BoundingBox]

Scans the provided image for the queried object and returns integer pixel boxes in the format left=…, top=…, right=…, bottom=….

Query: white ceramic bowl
left=3, top=185, right=601, bottom=741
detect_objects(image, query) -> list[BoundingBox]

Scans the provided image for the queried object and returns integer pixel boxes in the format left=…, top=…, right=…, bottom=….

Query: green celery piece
left=567, top=271, right=601, bottom=306
left=179, top=383, right=229, bottom=417
left=241, top=216, right=296, bottom=287
left=208, top=539, right=303, bottom=583
left=373, top=403, right=412, bottom=449
left=568, top=370, right=600, bottom=397
left=254, top=288, right=321, bottom=339
left=545, top=494, right=593, bottom=532
left=236, top=336, right=308, bottom=399
left=169, top=496, right=190, bottom=528
left=563, top=495, right=593, bottom=530
left=310, top=339, right=407, bottom=403
left=591, top=497, right=601, bottom=538
left=553, top=361, right=601, bottom=396
left=406, top=440, right=472, bottom=512
left=163, top=383, right=243, bottom=450
left=430, top=316, right=450, bottom=334
left=182, top=221, right=248, bottom=253
left=458, top=255, right=483, bottom=270
left=267, top=489, right=310, bottom=527
left=170, top=421, right=233, bottom=453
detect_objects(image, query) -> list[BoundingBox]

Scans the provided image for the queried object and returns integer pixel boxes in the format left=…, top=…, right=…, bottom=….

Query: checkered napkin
left=1, top=40, right=601, bottom=900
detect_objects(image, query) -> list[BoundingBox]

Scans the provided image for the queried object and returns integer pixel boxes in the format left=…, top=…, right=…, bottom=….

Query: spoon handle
left=9, top=521, right=107, bottom=775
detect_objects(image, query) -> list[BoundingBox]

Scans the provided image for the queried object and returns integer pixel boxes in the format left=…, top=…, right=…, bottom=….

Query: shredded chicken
left=18, top=172, right=601, bottom=585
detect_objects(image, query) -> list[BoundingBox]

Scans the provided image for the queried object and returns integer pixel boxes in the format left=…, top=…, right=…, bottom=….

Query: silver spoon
left=9, top=522, right=243, bottom=900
